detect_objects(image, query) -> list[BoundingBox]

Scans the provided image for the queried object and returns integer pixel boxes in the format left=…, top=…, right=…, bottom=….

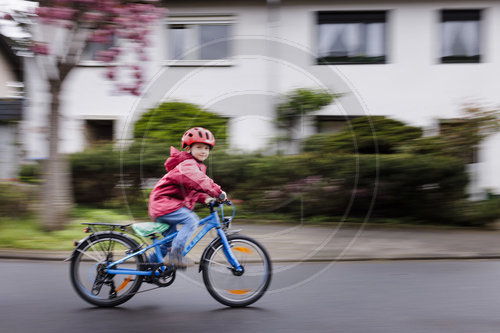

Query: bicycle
left=67, top=200, right=272, bottom=308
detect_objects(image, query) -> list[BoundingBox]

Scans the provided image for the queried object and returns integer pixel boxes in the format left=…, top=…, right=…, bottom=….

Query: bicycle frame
left=105, top=205, right=242, bottom=276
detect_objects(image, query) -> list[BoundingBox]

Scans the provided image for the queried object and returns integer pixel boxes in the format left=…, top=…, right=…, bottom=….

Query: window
left=80, top=37, right=116, bottom=65
left=316, top=11, right=387, bottom=65
left=85, top=120, right=113, bottom=145
left=167, top=16, right=233, bottom=65
left=315, top=115, right=360, bottom=134
left=440, top=9, right=481, bottom=63
left=81, top=41, right=113, bottom=61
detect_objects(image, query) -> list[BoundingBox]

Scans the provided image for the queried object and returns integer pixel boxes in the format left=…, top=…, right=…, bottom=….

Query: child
left=148, top=127, right=226, bottom=269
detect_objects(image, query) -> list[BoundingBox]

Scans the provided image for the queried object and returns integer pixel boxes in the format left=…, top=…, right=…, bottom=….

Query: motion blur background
left=1, top=0, right=499, bottom=231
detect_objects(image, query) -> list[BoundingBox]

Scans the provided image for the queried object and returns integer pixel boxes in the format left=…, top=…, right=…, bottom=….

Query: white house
left=0, top=34, right=23, bottom=180
left=23, top=0, right=500, bottom=195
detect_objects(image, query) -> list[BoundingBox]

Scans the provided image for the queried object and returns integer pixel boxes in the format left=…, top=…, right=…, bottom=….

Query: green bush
left=70, top=145, right=120, bottom=204
left=448, top=198, right=500, bottom=227
left=303, top=116, right=423, bottom=154
left=0, top=182, right=36, bottom=218
left=19, top=163, right=42, bottom=184
left=133, top=102, right=229, bottom=148
left=207, top=152, right=469, bottom=224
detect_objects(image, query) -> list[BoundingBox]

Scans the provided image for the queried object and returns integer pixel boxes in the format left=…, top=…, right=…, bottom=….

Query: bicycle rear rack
left=81, top=222, right=132, bottom=234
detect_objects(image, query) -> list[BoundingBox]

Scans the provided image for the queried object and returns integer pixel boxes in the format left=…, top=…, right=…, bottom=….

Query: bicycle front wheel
left=202, top=235, right=272, bottom=307
left=70, top=232, right=144, bottom=307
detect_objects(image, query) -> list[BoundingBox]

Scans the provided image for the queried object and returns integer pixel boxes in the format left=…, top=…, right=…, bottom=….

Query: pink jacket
left=148, top=147, right=223, bottom=220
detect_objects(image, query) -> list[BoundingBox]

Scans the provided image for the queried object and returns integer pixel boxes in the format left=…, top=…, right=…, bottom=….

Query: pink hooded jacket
left=148, top=147, right=223, bottom=220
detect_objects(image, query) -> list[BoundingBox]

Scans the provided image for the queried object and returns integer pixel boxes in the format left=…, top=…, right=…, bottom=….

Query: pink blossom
left=32, top=43, right=50, bottom=55
left=27, top=0, right=166, bottom=97
left=107, top=47, right=121, bottom=57
left=35, top=7, right=50, bottom=17
left=96, top=50, right=115, bottom=62
left=106, top=70, right=116, bottom=80
left=113, top=17, right=128, bottom=26
left=83, top=12, right=105, bottom=21
left=52, top=7, right=77, bottom=21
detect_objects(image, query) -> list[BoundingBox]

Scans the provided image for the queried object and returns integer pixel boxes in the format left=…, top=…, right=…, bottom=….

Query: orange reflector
left=232, top=247, right=252, bottom=254
left=227, top=289, right=252, bottom=295
left=115, top=276, right=132, bottom=293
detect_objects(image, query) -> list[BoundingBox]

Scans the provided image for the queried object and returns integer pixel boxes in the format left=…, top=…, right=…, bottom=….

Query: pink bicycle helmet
left=182, top=127, right=215, bottom=149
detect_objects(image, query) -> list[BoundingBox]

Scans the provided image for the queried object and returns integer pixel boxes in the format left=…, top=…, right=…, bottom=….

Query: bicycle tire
left=201, top=235, right=272, bottom=307
left=70, top=232, right=144, bottom=307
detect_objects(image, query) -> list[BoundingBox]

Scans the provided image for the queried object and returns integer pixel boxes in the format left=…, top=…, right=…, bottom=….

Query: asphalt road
left=2, top=259, right=500, bottom=333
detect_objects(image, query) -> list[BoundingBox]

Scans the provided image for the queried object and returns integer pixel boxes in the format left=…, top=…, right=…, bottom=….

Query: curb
left=2, top=250, right=500, bottom=263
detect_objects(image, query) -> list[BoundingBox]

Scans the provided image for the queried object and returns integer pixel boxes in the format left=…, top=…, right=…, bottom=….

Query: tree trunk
left=40, top=80, right=73, bottom=231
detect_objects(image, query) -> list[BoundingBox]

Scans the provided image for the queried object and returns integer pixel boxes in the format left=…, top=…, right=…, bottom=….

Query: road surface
left=2, top=260, right=500, bottom=333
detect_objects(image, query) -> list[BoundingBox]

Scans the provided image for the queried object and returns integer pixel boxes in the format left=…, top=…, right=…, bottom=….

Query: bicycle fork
left=217, top=228, right=244, bottom=274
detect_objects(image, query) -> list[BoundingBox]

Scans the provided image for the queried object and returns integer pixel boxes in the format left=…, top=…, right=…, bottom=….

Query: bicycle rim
left=203, top=236, right=272, bottom=307
left=70, top=234, right=143, bottom=307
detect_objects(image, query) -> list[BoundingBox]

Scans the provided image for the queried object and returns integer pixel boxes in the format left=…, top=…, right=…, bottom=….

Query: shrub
left=0, top=182, right=36, bottom=218
left=448, top=198, right=500, bottom=227
left=207, top=152, right=468, bottom=224
left=276, top=89, right=337, bottom=139
left=70, top=145, right=120, bottom=204
left=303, top=116, right=423, bottom=154
left=19, top=163, right=43, bottom=184
left=133, top=102, right=229, bottom=148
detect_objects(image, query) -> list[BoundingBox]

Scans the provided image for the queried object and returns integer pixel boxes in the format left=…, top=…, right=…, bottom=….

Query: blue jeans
left=155, top=207, right=200, bottom=255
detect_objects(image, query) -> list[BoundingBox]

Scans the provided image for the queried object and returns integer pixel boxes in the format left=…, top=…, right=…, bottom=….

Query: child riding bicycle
left=148, top=127, right=226, bottom=269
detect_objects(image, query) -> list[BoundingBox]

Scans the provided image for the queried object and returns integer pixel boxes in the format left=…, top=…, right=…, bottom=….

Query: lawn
left=0, top=207, right=134, bottom=250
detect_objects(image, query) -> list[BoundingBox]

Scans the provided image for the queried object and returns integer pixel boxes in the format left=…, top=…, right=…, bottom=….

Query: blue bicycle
left=68, top=200, right=272, bottom=308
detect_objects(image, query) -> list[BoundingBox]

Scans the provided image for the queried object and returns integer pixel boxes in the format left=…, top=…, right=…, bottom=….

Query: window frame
left=79, top=34, right=119, bottom=67
left=316, top=10, right=388, bottom=65
left=165, top=15, right=235, bottom=67
left=439, top=9, right=482, bottom=64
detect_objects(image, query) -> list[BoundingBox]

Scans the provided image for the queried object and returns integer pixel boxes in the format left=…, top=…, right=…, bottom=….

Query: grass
left=0, top=203, right=494, bottom=251
left=0, top=207, right=134, bottom=251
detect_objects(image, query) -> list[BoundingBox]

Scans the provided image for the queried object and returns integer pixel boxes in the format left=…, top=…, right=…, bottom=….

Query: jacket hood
left=165, top=146, right=194, bottom=171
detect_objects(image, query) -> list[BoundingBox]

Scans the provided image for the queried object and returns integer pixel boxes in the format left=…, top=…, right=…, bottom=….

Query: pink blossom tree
left=2, top=0, right=166, bottom=230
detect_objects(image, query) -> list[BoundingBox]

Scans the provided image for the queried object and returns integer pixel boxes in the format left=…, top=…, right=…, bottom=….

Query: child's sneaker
left=163, top=249, right=194, bottom=269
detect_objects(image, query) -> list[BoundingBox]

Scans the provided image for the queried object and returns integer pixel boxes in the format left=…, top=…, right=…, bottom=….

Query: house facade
left=0, top=34, right=23, bottom=180
left=23, top=0, right=500, bottom=194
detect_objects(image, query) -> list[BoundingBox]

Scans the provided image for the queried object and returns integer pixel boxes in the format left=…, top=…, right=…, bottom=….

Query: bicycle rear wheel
left=202, top=235, right=272, bottom=307
left=70, top=232, right=144, bottom=307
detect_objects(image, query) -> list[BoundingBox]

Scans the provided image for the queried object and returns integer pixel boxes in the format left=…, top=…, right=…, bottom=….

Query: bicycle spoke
left=76, top=248, right=102, bottom=262
left=206, top=258, right=231, bottom=270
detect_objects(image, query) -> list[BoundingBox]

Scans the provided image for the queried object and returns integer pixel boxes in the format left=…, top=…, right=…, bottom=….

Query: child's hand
left=218, top=191, right=227, bottom=202
left=205, top=197, right=216, bottom=205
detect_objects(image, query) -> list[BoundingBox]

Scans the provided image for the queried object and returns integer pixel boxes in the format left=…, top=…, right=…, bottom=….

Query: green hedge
left=208, top=152, right=469, bottom=224
left=303, top=116, right=423, bottom=154
left=70, top=142, right=169, bottom=205
left=69, top=143, right=500, bottom=225
left=0, top=183, right=36, bottom=218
